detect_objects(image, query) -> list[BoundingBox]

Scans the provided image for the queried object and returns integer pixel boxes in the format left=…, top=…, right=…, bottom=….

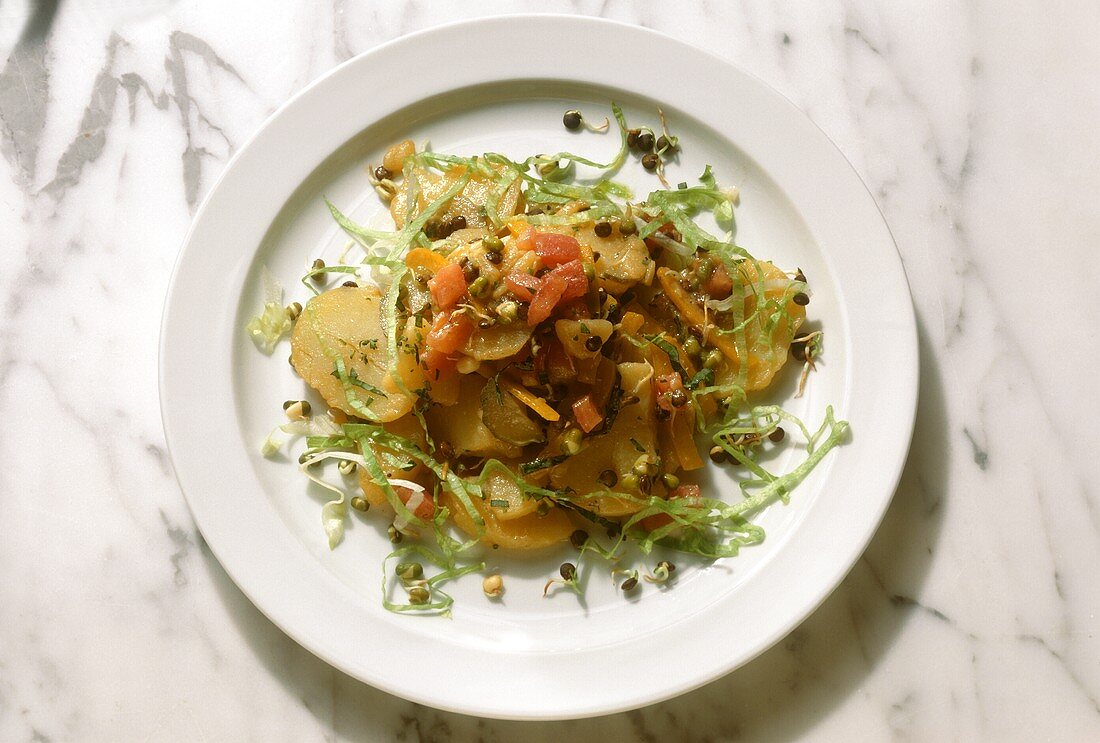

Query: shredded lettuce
left=246, top=266, right=293, bottom=353
left=260, top=428, right=283, bottom=457
left=298, top=450, right=369, bottom=548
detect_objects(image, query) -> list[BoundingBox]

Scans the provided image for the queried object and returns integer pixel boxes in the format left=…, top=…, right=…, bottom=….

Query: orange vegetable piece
left=572, top=394, right=603, bottom=433
left=532, top=231, right=582, bottom=266
left=428, top=262, right=467, bottom=310
left=527, top=273, right=567, bottom=326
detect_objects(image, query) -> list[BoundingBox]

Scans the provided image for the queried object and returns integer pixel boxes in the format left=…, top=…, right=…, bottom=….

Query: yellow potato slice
left=554, top=319, right=614, bottom=360
left=482, top=466, right=540, bottom=521
left=424, top=375, right=522, bottom=458
left=442, top=492, right=573, bottom=549
left=461, top=324, right=532, bottom=360
left=586, top=223, right=651, bottom=294
left=290, top=286, right=423, bottom=421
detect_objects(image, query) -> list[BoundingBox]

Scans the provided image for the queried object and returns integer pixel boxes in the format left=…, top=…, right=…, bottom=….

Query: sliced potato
left=442, top=492, right=573, bottom=549
left=424, top=375, right=522, bottom=458
left=428, top=369, right=460, bottom=406
left=462, top=323, right=532, bottom=360
left=583, top=223, right=650, bottom=294
left=729, top=259, right=806, bottom=390
left=389, top=168, right=446, bottom=229
left=483, top=466, right=539, bottom=521
left=480, top=378, right=545, bottom=446
left=447, top=172, right=521, bottom=229
left=290, top=286, right=423, bottom=421
left=554, top=319, right=613, bottom=360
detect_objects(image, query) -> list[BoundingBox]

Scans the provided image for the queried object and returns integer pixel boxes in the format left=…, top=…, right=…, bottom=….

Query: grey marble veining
left=1, top=1, right=1097, bottom=740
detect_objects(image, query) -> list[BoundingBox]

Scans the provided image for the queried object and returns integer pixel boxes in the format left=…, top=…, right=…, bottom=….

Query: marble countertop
left=2, top=1, right=1097, bottom=740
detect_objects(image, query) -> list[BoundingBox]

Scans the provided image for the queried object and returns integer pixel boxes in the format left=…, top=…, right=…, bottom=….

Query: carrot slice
left=671, top=409, right=704, bottom=471
left=499, top=378, right=560, bottom=421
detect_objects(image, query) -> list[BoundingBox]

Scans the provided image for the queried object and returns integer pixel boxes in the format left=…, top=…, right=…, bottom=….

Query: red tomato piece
left=422, top=347, right=457, bottom=380
left=428, top=262, right=467, bottom=310
left=426, top=311, right=473, bottom=355
left=397, top=486, right=436, bottom=520
left=550, top=259, right=588, bottom=300
left=654, top=372, right=686, bottom=412
left=572, top=394, right=603, bottom=433
left=639, top=513, right=671, bottom=531
left=533, top=231, right=582, bottom=266
left=527, top=273, right=567, bottom=326
left=505, top=272, right=542, bottom=302
left=639, top=483, right=701, bottom=531
left=669, top=483, right=701, bottom=500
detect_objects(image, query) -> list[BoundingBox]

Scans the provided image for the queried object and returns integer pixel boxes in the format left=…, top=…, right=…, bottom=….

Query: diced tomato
left=527, top=273, right=567, bottom=326
left=422, top=347, right=457, bottom=380
left=533, top=232, right=582, bottom=266
left=639, top=483, right=701, bottom=531
left=705, top=262, right=733, bottom=299
left=639, top=513, right=671, bottom=531
left=505, top=260, right=589, bottom=324
left=669, top=483, right=701, bottom=500
left=428, top=262, right=467, bottom=310
left=397, top=486, right=436, bottom=520
left=423, top=311, right=472, bottom=380
left=655, top=373, right=685, bottom=395
left=572, top=394, right=603, bottom=433
left=426, top=311, right=473, bottom=355
left=654, top=372, right=686, bottom=412
left=505, top=272, right=542, bottom=302
left=550, top=259, right=588, bottom=300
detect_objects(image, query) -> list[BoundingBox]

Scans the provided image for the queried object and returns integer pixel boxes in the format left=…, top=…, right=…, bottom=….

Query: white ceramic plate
left=160, top=15, right=917, bottom=720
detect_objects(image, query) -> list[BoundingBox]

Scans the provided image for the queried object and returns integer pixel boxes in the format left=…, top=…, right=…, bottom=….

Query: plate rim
left=160, top=13, right=918, bottom=720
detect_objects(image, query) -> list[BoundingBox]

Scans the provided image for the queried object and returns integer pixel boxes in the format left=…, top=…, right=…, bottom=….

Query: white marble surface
left=1, top=0, right=1098, bottom=740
